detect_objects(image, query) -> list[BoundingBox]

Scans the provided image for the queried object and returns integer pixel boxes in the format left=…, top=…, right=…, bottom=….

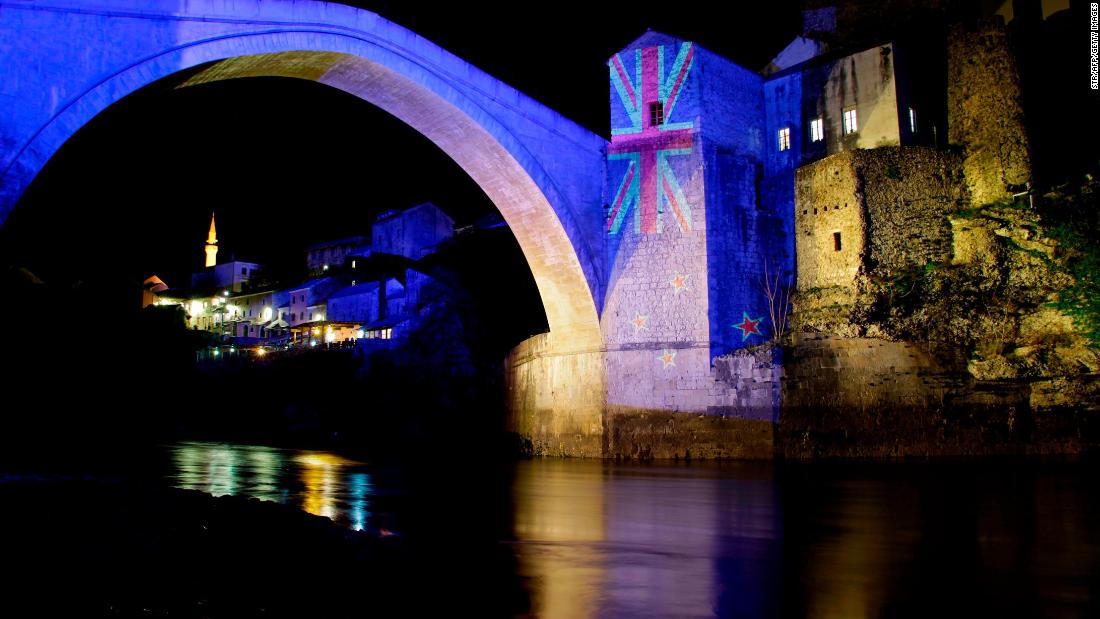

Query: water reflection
left=512, top=461, right=781, bottom=619
left=165, top=443, right=1100, bottom=618
left=797, top=479, right=912, bottom=619
left=508, top=460, right=1100, bottom=618
left=347, top=472, right=372, bottom=532
left=169, top=441, right=371, bottom=529
left=513, top=460, right=607, bottom=618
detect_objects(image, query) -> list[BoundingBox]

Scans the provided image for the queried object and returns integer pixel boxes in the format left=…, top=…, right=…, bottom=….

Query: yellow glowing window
left=843, top=108, right=858, bottom=135
left=778, top=127, right=791, bottom=151
left=809, top=117, right=824, bottom=142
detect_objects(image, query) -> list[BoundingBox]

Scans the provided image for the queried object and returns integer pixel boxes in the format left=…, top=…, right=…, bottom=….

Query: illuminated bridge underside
left=180, top=51, right=603, bottom=352
left=0, top=0, right=605, bottom=353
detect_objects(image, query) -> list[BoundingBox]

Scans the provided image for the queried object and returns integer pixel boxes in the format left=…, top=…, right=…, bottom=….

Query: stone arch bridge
left=1, top=1, right=782, bottom=458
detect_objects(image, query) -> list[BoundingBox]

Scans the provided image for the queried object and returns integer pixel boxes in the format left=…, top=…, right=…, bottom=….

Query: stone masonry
left=947, top=20, right=1032, bottom=206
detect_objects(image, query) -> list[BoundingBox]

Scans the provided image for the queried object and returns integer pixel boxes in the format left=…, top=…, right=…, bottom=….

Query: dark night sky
left=0, top=1, right=803, bottom=291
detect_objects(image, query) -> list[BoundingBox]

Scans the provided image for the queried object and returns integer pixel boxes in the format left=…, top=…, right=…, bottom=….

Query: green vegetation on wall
left=1043, top=180, right=1100, bottom=348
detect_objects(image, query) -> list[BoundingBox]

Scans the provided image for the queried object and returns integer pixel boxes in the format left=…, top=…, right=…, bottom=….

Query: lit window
left=649, top=101, right=664, bottom=127
left=351, top=260, right=356, bottom=269
left=777, top=127, right=791, bottom=151
left=809, top=117, right=824, bottom=142
left=843, top=108, right=858, bottom=135
left=908, top=107, right=917, bottom=133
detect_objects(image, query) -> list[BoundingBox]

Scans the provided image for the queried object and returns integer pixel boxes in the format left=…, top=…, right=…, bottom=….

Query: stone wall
left=794, top=151, right=864, bottom=293
left=857, top=147, right=967, bottom=273
left=601, top=341, right=779, bottom=459
left=603, top=407, right=775, bottom=460
left=504, top=333, right=605, bottom=458
left=794, top=146, right=967, bottom=331
left=505, top=335, right=778, bottom=459
left=777, top=331, right=1100, bottom=458
left=796, top=147, right=967, bottom=284
left=947, top=20, right=1032, bottom=206
left=711, top=346, right=783, bottom=420
left=779, top=333, right=953, bottom=457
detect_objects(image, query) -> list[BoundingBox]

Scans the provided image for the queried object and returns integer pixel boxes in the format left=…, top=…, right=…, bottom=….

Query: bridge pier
left=504, top=334, right=606, bottom=458
left=505, top=335, right=778, bottom=459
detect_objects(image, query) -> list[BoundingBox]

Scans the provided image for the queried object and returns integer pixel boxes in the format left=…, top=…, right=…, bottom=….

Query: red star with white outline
left=733, top=311, right=764, bottom=340
left=631, top=313, right=648, bottom=334
left=659, top=348, right=677, bottom=368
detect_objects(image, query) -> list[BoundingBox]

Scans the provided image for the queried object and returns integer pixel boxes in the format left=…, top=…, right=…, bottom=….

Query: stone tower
left=947, top=19, right=1032, bottom=205
left=601, top=32, right=788, bottom=456
left=204, top=212, right=218, bottom=268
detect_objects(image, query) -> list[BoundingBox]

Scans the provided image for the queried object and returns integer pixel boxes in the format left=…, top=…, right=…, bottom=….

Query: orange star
left=631, top=313, right=648, bottom=333
left=659, top=348, right=677, bottom=368
left=670, top=273, right=689, bottom=294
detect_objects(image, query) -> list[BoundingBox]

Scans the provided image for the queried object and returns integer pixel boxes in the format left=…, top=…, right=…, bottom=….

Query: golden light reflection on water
left=801, top=483, right=900, bottom=619
left=169, top=442, right=370, bottom=529
left=512, top=461, right=783, bottom=619
left=296, top=452, right=362, bottom=520
left=513, top=460, right=607, bottom=619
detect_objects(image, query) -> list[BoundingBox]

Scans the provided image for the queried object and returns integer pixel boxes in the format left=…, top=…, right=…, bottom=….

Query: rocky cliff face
left=783, top=171, right=1100, bottom=457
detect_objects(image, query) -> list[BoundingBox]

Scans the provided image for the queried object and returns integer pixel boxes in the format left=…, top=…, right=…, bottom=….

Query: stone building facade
left=571, top=11, right=1051, bottom=458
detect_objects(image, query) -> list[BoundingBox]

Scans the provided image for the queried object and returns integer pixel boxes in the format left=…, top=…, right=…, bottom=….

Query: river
left=163, top=441, right=1100, bottom=618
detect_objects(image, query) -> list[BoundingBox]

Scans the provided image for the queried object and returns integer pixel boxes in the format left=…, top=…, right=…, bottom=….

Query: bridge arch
left=0, top=2, right=606, bottom=351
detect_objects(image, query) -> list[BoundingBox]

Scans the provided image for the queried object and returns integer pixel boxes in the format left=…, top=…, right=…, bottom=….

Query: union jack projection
left=608, top=42, right=695, bottom=235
